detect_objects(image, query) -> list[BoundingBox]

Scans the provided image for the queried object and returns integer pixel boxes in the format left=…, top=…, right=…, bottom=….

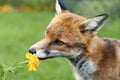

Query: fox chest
left=70, top=57, right=97, bottom=80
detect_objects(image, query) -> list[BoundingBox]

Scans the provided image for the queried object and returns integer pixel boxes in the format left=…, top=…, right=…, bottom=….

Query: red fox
left=29, top=0, right=120, bottom=80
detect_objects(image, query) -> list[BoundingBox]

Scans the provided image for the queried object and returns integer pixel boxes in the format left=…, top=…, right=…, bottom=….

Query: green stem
left=17, top=60, right=28, bottom=65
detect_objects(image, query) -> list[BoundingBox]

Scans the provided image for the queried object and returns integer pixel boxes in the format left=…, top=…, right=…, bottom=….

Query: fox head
left=29, top=0, right=109, bottom=60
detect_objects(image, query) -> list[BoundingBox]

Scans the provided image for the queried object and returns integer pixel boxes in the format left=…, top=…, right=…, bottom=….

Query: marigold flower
left=26, top=53, right=40, bottom=71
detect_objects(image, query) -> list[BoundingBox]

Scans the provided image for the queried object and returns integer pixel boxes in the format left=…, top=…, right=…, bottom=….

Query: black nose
left=29, top=48, right=36, bottom=54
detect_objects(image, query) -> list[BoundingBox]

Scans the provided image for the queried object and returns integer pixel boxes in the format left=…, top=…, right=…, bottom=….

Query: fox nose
left=29, top=48, right=36, bottom=54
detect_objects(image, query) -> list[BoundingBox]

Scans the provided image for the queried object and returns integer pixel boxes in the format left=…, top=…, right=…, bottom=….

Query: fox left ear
left=81, top=14, right=109, bottom=34
left=55, top=0, right=68, bottom=14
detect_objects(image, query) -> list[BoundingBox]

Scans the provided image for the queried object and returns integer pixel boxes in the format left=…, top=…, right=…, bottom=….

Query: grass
left=0, top=11, right=120, bottom=80
left=98, top=19, right=120, bottom=39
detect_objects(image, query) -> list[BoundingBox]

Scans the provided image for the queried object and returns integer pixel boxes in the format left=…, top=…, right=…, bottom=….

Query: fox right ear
left=55, top=0, right=68, bottom=14
left=80, top=14, right=109, bottom=34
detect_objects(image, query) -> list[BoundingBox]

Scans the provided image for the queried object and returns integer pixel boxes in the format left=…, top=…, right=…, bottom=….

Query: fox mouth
left=38, top=56, right=55, bottom=60
left=29, top=48, right=64, bottom=60
left=35, top=50, right=64, bottom=60
left=29, top=48, right=82, bottom=60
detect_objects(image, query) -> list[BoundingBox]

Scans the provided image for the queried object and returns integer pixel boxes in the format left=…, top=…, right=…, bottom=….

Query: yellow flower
left=26, top=53, right=40, bottom=71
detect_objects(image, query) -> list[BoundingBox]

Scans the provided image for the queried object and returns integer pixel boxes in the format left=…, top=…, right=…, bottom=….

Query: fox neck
left=68, top=36, right=105, bottom=80
left=69, top=56, right=96, bottom=80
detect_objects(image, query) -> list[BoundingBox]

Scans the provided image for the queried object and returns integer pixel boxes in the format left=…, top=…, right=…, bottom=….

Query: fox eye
left=53, top=40, right=64, bottom=45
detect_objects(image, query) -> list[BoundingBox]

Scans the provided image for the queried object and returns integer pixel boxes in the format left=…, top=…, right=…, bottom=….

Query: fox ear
left=55, top=0, right=68, bottom=14
left=81, top=14, right=109, bottom=34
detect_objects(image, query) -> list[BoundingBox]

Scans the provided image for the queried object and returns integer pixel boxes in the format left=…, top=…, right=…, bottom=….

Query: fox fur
left=29, top=0, right=120, bottom=80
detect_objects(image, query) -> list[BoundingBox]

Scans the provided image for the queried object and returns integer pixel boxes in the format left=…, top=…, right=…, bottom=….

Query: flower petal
left=26, top=53, right=32, bottom=59
left=26, top=52, right=40, bottom=71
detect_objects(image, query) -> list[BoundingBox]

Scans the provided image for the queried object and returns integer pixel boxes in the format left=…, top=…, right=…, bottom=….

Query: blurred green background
left=0, top=0, right=120, bottom=80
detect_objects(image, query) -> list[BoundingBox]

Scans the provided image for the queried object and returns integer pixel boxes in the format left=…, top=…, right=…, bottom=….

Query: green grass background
left=0, top=11, right=120, bottom=80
